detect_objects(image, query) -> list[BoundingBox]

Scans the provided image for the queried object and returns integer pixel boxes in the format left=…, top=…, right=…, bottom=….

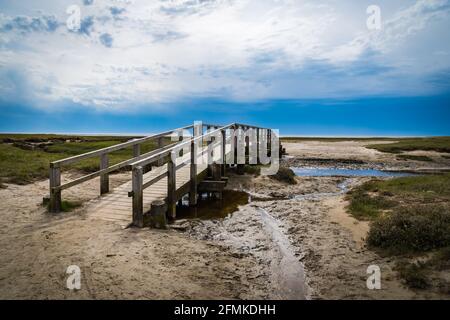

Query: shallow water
left=291, top=167, right=414, bottom=177
left=258, top=207, right=307, bottom=299
left=175, top=190, right=249, bottom=220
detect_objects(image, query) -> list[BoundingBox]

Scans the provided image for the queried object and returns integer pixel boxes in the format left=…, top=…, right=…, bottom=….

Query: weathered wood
left=198, top=180, right=227, bottom=192
left=49, top=167, right=61, bottom=213
left=167, top=157, right=176, bottom=219
left=51, top=125, right=194, bottom=168
left=133, top=144, right=141, bottom=158
left=149, top=200, right=167, bottom=229
left=256, top=128, right=260, bottom=165
left=212, top=163, right=221, bottom=181
left=189, top=140, right=197, bottom=206
left=132, top=166, right=144, bottom=227
left=221, top=130, right=226, bottom=176
left=100, top=153, right=109, bottom=195
left=53, top=141, right=179, bottom=192
left=157, top=137, right=164, bottom=166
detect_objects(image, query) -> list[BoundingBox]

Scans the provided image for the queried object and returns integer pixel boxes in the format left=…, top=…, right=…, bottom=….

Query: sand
left=1, top=141, right=450, bottom=299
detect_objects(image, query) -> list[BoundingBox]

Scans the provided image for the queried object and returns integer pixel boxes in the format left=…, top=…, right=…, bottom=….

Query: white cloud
left=0, top=0, right=449, bottom=111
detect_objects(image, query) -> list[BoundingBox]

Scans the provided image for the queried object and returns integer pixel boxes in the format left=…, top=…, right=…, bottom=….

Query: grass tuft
left=271, top=167, right=297, bottom=184
left=396, top=261, right=430, bottom=289
left=367, top=205, right=450, bottom=254
left=367, top=137, right=450, bottom=154
left=396, top=154, right=433, bottom=162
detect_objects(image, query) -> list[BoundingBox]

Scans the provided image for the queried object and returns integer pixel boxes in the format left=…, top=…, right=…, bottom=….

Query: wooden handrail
left=50, top=124, right=194, bottom=168
left=48, top=121, right=272, bottom=214
left=128, top=124, right=235, bottom=169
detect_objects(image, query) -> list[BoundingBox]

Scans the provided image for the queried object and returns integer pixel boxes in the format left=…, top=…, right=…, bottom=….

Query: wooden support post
left=167, top=157, right=176, bottom=219
left=233, top=131, right=238, bottom=166
left=212, top=162, right=221, bottom=180
left=133, top=144, right=140, bottom=158
left=100, top=153, right=109, bottom=195
left=157, top=137, right=164, bottom=166
left=132, top=166, right=144, bottom=227
left=189, top=140, right=197, bottom=206
left=245, top=134, right=250, bottom=165
left=49, top=166, right=61, bottom=213
left=221, top=130, right=226, bottom=177
left=149, top=200, right=167, bottom=229
left=256, top=128, right=260, bottom=165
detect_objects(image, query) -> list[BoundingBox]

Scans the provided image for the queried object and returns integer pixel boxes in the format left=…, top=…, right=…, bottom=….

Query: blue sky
left=0, top=0, right=450, bottom=136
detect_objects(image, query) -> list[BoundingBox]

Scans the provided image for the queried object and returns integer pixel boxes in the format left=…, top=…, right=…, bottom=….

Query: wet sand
left=1, top=140, right=450, bottom=299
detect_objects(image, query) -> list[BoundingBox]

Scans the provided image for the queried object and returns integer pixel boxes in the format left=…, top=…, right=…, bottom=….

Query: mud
left=1, top=140, right=450, bottom=299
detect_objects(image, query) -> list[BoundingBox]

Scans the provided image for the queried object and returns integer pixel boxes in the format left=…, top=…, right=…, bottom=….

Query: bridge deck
left=90, top=144, right=225, bottom=226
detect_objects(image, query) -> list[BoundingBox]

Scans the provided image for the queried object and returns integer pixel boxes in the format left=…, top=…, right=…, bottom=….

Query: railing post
left=157, top=137, right=164, bottom=166
left=167, top=156, right=176, bottom=219
left=221, top=129, right=226, bottom=176
left=133, top=144, right=140, bottom=158
left=132, top=166, right=144, bottom=227
left=189, top=140, right=197, bottom=206
left=100, top=153, right=109, bottom=195
left=49, top=165, right=61, bottom=213
left=256, top=128, right=260, bottom=165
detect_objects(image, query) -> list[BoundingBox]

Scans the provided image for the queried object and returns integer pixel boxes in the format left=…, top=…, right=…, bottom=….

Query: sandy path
left=1, top=140, right=449, bottom=299
left=0, top=173, right=267, bottom=299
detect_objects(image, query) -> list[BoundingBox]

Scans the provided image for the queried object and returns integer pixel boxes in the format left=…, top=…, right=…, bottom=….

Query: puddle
left=291, top=167, right=415, bottom=177
left=175, top=190, right=250, bottom=220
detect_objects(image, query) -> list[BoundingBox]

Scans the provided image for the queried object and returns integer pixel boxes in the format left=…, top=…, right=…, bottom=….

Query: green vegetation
left=0, top=134, right=166, bottom=184
left=395, top=261, right=430, bottom=289
left=43, top=198, right=82, bottom=212
left=281, top=137, right=392, bottom=143
left=243, top=165, right=261, bottom=175
left=396, top=154, right=433, bottom=162
left=367, top=137, right=450, bottom=154
left=347, top=173, right=450, bottom=221
left=367, top=205, right=450, bottom=253
left=348, top=173, right=450, bottom=291
left=271, top=167, right=297, bottom=184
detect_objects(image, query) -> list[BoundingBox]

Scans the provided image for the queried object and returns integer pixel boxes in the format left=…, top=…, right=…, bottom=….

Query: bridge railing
left=47, top=121, right=272, bottom=225
left=48, top=124, right=196, bottom=213
left=128, top=122, right=272, bottom=227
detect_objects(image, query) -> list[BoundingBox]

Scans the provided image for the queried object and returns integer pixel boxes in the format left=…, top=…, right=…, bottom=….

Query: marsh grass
left=348, top=173, right=450, bottom=289
left=347, top=174, right=450, bottom=218
left=243, top=165, right=261, bottom=175
left=347, top=174, right=450, bottom=253
left=42, top=198, right=82, bottom=212
left=0, top=135, right=166, bottom=184
left=270, top=167, right=297, bottom=184
left=396, top=154, right=433, bottom=162
left=367, top=205, right=450, bottom=254
left=367, top=137, right=450, bottom=154
left=395, top=261, right=431, bottom=289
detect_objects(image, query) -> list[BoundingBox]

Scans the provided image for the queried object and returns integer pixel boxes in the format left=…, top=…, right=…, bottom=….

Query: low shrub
left=271, top=167, right=297, bottom=185
left=396, top=261, right=430, bottom=289
left=367, top=205, right=450, bottom=254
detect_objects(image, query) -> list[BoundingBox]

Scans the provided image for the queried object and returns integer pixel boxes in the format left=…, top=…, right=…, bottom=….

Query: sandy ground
left=0, top=173, right=265, bottom=299
left=1, top=141, right=450, bottom=299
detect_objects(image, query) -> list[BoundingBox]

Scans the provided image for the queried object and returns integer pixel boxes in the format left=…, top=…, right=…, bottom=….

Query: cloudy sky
left=0, top=0, right=449, bottom=135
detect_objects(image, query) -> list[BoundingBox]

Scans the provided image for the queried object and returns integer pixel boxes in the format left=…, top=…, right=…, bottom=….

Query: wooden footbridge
left=48, top=122, right=275, bottom=227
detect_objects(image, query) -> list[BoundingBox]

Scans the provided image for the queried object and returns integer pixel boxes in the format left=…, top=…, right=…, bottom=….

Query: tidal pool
left=291, top=167, right=414, bottom=177
left=175, top=190, right=249, bottom=220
